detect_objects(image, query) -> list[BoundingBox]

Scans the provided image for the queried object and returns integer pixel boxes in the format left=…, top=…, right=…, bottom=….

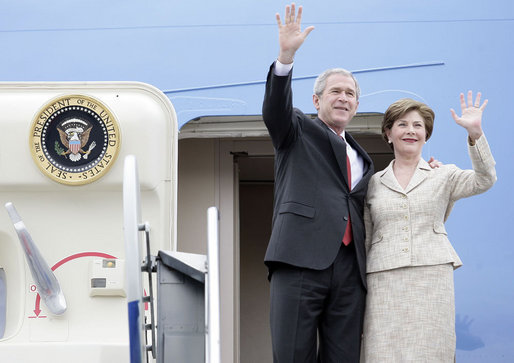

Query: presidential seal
left=30, top=95, right=121, bottom=185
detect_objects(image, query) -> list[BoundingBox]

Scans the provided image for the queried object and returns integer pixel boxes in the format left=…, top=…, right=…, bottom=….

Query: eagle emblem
left=30, top=94, right=121, bottom=185
left=55, top=118, right=97, bottom=162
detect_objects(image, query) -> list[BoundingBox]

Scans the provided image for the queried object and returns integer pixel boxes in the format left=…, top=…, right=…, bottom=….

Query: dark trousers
left=269, top=243, right=365, bottom=363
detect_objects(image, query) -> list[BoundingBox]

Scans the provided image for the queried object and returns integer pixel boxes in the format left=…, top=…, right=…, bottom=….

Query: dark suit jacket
left=262, top=63, right=374, bottom=287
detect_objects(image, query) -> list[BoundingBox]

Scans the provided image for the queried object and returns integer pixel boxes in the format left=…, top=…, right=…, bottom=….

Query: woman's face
left=386, top=110, right=427, bottom=158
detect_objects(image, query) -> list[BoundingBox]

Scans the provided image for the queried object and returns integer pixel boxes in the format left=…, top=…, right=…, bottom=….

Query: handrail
left=206, top=207, right=221, bottom=363
left=5, top=202, right=67, bottom=315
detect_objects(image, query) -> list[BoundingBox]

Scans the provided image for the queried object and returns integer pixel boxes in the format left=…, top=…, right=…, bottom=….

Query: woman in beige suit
left=361, top=91, right=496, bottom=362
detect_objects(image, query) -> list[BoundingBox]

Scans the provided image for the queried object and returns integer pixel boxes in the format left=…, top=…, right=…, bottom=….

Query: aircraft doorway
left=237, top=154, right=274, bottom=363
left=177, top=113, right=392, bottom=363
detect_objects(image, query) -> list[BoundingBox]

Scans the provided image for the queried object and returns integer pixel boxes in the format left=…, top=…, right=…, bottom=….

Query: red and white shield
left=69, top=140, right=81, bottom=154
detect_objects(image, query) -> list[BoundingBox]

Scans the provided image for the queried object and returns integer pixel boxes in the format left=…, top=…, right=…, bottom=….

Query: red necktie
left=342, top=155, right=352, bottom=245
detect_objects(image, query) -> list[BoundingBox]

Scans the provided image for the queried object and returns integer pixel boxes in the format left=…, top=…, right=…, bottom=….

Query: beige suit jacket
left=364, top=134, right=497, bottom=273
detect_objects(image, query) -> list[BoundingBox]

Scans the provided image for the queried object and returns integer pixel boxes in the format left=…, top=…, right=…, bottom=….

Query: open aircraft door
left=0, top=82, right=176, bottom=362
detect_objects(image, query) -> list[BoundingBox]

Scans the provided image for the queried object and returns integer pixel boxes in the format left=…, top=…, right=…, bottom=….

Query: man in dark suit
left=263, top=4, right=374, bottom=362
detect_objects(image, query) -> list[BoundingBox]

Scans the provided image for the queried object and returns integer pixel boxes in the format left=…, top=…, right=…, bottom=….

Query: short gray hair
left=313, top=68, right=360, bottom=100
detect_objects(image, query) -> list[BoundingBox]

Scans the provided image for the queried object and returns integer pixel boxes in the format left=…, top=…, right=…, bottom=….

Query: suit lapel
left=325, top=124, right=351, bottom=188
left=404, top=159, right=431, bottom=193
left=345, top=132, right=373, bottom=183
left=380, top=159, right=431, bottom=194
left=379, top=162, right=404, bottom=193
left=317, top=118, right=373, bottom=191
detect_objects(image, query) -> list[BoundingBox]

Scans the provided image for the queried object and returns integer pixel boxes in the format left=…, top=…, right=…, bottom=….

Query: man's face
left=313, top=74, right=359, bottom=134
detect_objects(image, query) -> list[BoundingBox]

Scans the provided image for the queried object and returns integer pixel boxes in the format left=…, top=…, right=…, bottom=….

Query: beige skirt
left=361, top=264, right=455, bottom=362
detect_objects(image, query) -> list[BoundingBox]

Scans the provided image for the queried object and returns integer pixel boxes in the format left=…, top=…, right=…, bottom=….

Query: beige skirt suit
left=361, top=135, right=497, bottom=362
